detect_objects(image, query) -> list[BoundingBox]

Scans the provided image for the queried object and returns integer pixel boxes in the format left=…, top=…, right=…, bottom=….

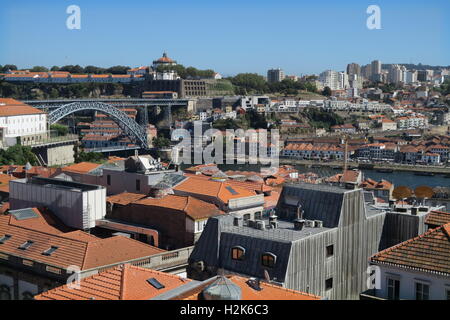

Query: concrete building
left=319, top=70, right=340, bottom=90
left=9, top=177, right=106, bottom=230
left=188, top=183, right=442, bottom=299
left=346, top=63, right=361, bottom=78
left=267, top=69, right=285, bottom=83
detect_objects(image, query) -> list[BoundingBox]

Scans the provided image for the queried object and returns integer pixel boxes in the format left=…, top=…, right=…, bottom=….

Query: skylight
left=0, top=235, right=11, bottom=244
left=225, top=186, right=239, bottom=195
left=147, top=278, right=165, bottom=290
left=42, top=246, right=58, bottom=256
left=19, top=240, right=34, bottom=250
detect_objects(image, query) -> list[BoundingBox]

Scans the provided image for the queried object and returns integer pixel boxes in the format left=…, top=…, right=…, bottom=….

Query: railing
left=18, top=133, right=79, bottom=147
left=91, top=246, right=195, bottom=275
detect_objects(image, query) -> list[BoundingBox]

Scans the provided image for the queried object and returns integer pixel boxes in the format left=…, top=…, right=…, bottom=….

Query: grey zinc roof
left=280, top=183, right=347, bottom=228
left=218, top=232, right=292, bottom=282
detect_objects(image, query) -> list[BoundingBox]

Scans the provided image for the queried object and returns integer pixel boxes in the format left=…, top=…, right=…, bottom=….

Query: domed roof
left=154, top=52, right=175, bottom=64
left=202, top=276, right=242, bottom=300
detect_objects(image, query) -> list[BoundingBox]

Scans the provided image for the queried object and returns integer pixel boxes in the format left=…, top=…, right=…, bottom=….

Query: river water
left=216, top=163, right=450, bottom=189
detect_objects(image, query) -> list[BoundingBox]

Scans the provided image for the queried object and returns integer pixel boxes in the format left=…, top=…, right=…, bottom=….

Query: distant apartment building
left=319, top=70, right=340, bottom=90
left=1, top=70, right=145, bottom=84
left=356, top=143, right=397, bottom=160
left=395, top=115, right=428, bottom=130
left=346, top=63, right=361, bottom=78
left=330, top=123, right=356, bottom=134
left=282, top=143, right=345, bottom=160
left=80, top=107, right=139, bottom=150
left=267, top=68, right=285, bottom=83
left=370, top=60, right=382, bottom=81
left=381, top=119, right=397, bottom=131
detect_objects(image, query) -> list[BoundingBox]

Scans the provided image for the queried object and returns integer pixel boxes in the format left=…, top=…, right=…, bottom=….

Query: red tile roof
left=134, top=194, right=224, bottom=220
left=34, top=264, right=190, bottom=300
left=174, top=177, right=256, bottom=204
left=371, top=223, right=450, bottom=276
left=62, top=162, right=102, bottom=174
left=0, top=98, right=45, bottom=116
left=425, top=211, right=450, bottom=227
left=0, top=213, right=164, bottom=271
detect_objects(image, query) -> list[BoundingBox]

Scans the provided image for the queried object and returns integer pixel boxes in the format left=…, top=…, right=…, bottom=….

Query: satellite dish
left=392, top=186, right=413, bottom=200
left=414, top=186, right=434, bottom=199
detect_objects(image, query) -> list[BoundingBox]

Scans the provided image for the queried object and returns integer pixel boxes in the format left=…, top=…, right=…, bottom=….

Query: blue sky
left=0, top=0, right=448, bottom=76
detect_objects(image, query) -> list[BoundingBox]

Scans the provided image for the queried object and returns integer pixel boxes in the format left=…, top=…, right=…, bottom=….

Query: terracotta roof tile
left=0, top=98, right=45, bottom=116
left=35, top=264, right=190, bottom=300
left=371, top=223, right=450, bottom=276
left=425, top=211, right=450, bottom=227
left=62, top=162, right=102, bottom=174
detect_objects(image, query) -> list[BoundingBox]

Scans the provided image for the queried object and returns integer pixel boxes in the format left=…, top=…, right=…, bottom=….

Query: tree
left=1, top=64, right=17, bottom=72
left=322, top=86, right=332, bottom=96
left=230, top=73, right=268, bottom=94
left=50, top=124, right=69, bottom=136
left=106, top=66, right=130, bottom=74
left=30, top=66, right=49, bottom=72
left=0, top=145, right=38, bottom=165
left=152, top=136, right=171, bottom=149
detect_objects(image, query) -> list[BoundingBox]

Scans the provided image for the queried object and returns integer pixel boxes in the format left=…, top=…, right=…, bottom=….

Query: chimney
left=293, top=219, right=305, bottom=230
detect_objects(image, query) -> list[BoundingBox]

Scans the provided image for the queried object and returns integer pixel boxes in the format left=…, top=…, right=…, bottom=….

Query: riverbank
left=279, top=158, right=450, bottom=175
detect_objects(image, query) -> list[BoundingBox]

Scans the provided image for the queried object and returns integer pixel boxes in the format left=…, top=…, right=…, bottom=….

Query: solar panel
left=225, top=186, right=239, bottom=195
left=42, top=246, right=58, bottom=256
left=10, top=208, right=38, bottom=221
left=19, top=240, right=34, bottom=250
left=147, top=278, right=165, bottom=290
left=0, top=235, right=11, bottom=244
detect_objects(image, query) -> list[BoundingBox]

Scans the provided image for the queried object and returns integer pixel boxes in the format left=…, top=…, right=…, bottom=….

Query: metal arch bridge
left=48, top=101, right=149, bottom=149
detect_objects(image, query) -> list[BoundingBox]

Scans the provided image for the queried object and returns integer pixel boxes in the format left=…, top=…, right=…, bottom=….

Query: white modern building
left=9, top=177, right=106, bottom=230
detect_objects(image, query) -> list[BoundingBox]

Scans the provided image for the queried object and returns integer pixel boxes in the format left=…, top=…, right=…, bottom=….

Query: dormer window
left=261, top=252, right=276, bottom=268
left=231, top=246, right=245, bottom=261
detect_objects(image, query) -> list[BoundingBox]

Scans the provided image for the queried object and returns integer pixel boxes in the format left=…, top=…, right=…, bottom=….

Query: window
left=147, top=278, right=165, bottom=290
left=18, top=240, right=33, bottom=250
left=326, top=245, right=334, bottom=257
left=42, top=246, right=58, bottom=256
left=325, top=278, right=333, bottom=290
left=261, top=253, right=276, bottom=268
left=107, top=175, right=111, bottom=186
left=387, top=278, right=400, bottom=300
left=416, top=282, right=429, bottom=300
left=0, top=235, right=11, bottom=244
left=446, top=289, right=450, bottom=300
left=136, top=179, right=141, bottom=191
left=231, top=246, right=245, bottom=261
left=0, top=285, right=11, bottom=300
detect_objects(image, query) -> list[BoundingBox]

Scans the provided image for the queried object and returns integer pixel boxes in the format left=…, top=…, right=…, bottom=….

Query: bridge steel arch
left=48, top=101, right=148, bottom=149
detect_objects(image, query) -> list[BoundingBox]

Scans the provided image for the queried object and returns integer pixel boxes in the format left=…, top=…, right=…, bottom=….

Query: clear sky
left=0, top=0, right=449, bottom=76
